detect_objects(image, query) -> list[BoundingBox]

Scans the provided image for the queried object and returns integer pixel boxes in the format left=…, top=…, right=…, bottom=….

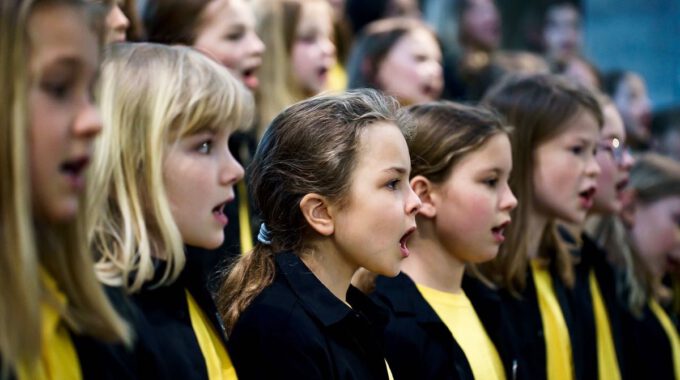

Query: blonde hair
left=0, top=0, right=129, bottom=373
left=89, top=43, right=253, bottom=293
left=252, top=0, right=332, bottom=139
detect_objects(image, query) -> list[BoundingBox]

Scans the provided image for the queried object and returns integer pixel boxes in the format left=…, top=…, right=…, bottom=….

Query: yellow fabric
left=417, top=285, right=506, bottom=380
left=17, top=271, right=81, bottom=380
left=237, top=181, right=252, bottom=255
left=327, top=62, right=347, bottom=92
left=589, top=271, right=621, bottom=380
left=186, top=290, right=238, bottom=380
left=531, top=261, right=573, bottom=380
left=649, top=299, right=680, bottom=380
left=385, top=359, right=394, bottom=380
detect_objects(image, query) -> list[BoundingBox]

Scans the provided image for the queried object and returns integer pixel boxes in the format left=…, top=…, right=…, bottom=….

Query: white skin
left=164, top=128, right=244, bottom=249
left=542, top=4, right=582, bottom=63
left=591, top=104, right=635, bottom=214
left=631, top=196, right=680, bottom=279
left=613, top=73, right=652, bottom=146
left=193, top=0, right=265, bottom=91
left=300, top=122, right=421, bottom=302
left=105, top=0, right=130, bottom=43
left=376, top=28, right=443, bottom=106
left=28, top=4, right=103, bottom=223
left=460, top=0, right=501, bottom=52
left=403, top=133, right=517, bottom=293
left=291, top=1, right=336, bottom=96
left=529, top=110, right=601, bottom=256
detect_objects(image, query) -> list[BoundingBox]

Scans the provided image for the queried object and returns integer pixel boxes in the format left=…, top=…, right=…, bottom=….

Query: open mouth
left=579, top=187, right=597, bottom=208
left=241, top=66, right=260, bottom=89
left=60, top=157, right=89, bottom=176
left=491, top=221, right=510, bottom=243
left=317, top=66, right=329, bottom=79
left=399, top=227, right=416, bottom=258
left=615, top=178, right=629, bottom=192
left=212, top=201, right=229, bottom=225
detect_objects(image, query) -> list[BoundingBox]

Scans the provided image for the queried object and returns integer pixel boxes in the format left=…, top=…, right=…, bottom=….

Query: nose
left=619, top=147, right=635, bottom=171
left=73, top=99, right=103, bottom=139
left=320, top=37, right=336, bottom=60
left=405, top=184, right=422, bottom=216
left=586, top=151, right=601, bottom=178
left=248, top=32, right=265, bottom=57
left=219, top=147, right=244, bottom=186
left=108, top=5, right=130, bottom=32
left=500, top=183, right=518, bottom=211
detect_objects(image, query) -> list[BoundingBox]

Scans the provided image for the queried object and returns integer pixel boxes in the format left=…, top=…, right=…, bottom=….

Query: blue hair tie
left=257, top=223, right=272, bottom=245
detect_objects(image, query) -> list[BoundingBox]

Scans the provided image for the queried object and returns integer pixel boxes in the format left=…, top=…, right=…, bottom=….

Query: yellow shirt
left=327, top=62, right=347, bottom=92
left=531, top=261, right=573, bottom=380
left=237, top=181, right=253, bottom=254
left=417, top=285, right=506, bottom=380
left=17, top=271, right=81, bottom=380
left=186, top=290, right=238, bottom=380
left=649, top=299, right=680, bottom=380
left=589, top=271, right=621, bottom=380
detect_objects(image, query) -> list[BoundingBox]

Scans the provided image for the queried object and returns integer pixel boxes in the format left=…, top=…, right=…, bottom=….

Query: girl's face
left=429, top=133, right=517, bottom=263
left=533, top=110, right=600, bottom=224
left=376, top=28, right=443, bottom=106
left=28, top=4, right=103, bottom=223
left=291, top=1, right=336, bottom=96
left=613, top=73, right=652, bottom=143
left=105, top=0, right=130, bottom=43
left=331, top=122, right=421, bottom=276
left=592, top=104, right=634, bottom=214
left=164, top=128, right=244, bottom=249
left=460, top=0, right=501, bottom=51
left=632, top=196, right=680, bottom=278
left=193, top=0, right=265, bottom=91
left=542, top=4, right=581, bottom=63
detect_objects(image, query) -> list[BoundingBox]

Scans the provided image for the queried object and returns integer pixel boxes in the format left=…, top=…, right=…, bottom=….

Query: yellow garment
left=237, top=181, right=252, bottom=254
left=531, top=261, right=573, bottom=380
left=385, top=359, right=394, bottom=380
left=417, top=285, right=505, bottom=380
left=649, top=299, right=680, bottom=380
left=327, top=62, right=347, bottom=92
left=17, top=271, right=81, bottom=380
left=186, top=290, right=238, bottom=380
left=589, top=271, right=621, bottom=380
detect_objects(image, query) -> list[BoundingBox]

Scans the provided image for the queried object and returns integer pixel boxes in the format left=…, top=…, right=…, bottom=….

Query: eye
left=41, top=81, right=71, bottom=100
left=225, top=31, right=245, bottom=41
left=197, top=140, right=213, bottom=154
left=386, top=179, right=401, bottom=190
left=483, top=177, right=499, bottom=188
left=570, top=145, right=584, bottom=155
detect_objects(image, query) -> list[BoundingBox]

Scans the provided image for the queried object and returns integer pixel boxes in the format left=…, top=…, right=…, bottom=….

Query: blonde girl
left=218, top=89, right=421, bottom=379
left=480, top=74, right=603, bottom=380
left=89, top=43, right=252, bottom=379
left=252, top=0, right=337, bottom=138
left=0, top=0, right=131, bottom=378
left=372, top=101, right=520, bottom=380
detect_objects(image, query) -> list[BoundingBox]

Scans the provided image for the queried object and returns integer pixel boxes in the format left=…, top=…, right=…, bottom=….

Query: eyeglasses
left=597, top=138, right=630, bottom=164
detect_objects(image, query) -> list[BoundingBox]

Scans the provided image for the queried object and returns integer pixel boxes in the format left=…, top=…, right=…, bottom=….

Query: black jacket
left=372, top=273, right=474, bottom=380
left=229, top=251, right=391, bottom=380
left=130, top=255, right=230, bottom=380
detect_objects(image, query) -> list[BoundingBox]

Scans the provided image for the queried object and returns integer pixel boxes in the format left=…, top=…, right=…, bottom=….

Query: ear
left=410, top=175, right=437, bottom=218
left=619, top=188, right=637, bottom=228
left=299, top=193, right=334, bottom=236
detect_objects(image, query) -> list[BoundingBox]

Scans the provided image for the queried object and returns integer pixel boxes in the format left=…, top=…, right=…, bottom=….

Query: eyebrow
left=382, top=166, right=407, bottom=175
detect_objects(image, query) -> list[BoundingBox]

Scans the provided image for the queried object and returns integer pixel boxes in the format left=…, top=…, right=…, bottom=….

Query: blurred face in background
left=613, top=73, right=652, bottom=148
left=460, top=0, right=501, bottom=51
left=543, top=3, right=582, bottom=63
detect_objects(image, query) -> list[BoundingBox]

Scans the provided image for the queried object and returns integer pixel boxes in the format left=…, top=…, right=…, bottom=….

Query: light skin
left=105, top=0, right=130, bottom=43
left=630, top=196, right=680, bottom=279
left=299, top=122, right=421, bottom=302
left=291, top=1, right=336, bottom=96
left=613, top=73, right=652, bottom=144
left=543, top=4, right=581, bottom=63
left=164, top=127, right=244, bottom=249
left=461, top=0, right=501, bottom=51
left=193, top=0, right=265, bottom=91
left=404, top=133, right=517, bottom=293
left=376, top=28, right=443, bottom=106
left=591, top=103, right=634, bottom=214
left=530, top=110, right=600, bottom=256
left=28, top=4, right=103, bottom=223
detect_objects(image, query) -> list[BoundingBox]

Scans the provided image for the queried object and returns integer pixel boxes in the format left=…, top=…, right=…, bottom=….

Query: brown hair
left=142, top=0, right=211, bottom=45
left=217, top=89, right=410, bottom=331
left=479, top=74, right=603, bottom=295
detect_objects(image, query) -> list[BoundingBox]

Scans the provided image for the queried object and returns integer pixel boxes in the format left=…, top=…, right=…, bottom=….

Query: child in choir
left=88, top=43, right=252, bottom=379
left=0, top=0, right=135, bottom=378
left=347, top=17, right=443, bottom=106
left=219, top=89, right=420, bottom=379
left=372, top=101, right=522, bottom=380
left=480, top=74, right=603, bottom=380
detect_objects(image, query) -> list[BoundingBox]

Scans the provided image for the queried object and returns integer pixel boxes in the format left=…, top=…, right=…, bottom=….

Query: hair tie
left=257, top=223, right=272, bottom=245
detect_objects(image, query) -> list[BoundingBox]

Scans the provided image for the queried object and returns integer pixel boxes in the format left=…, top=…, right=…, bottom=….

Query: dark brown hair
left=217, top=89, right=411, bottom=331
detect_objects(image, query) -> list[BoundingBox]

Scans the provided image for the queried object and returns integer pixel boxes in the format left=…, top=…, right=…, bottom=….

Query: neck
left=526, top=208, right=548, bottom=259
left=400, top=220, right=465, bottom=293
left=300, top=238, right=356, bottom=304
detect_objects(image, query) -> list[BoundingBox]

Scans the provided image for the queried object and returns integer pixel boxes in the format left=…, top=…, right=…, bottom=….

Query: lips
left=399, top=226, right=416, bottom=258
left=491, top=220, right=510, bottom=243
left=241, top=64, right=261, bottom=90
left=579, top=186, right=597, bottom=208
left=59, top=156, right=90, bottom=190
left=212, top=200, right=230, bottom=226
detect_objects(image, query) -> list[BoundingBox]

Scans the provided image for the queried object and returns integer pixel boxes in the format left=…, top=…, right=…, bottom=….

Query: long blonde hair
left=89, top=43, right=253, bottom=293
left=0, top=0, right=129, bottom=373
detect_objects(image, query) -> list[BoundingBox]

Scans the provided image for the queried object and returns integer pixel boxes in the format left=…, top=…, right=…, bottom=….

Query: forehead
left=298, top=1, right=332, bottom=29
left=452, top=133, right=512, bottom=174
left=554, top=109, right=600, bottom=140
left=206, top=0, right=252, bottom=23
left=355, top=121, right=409, bottom=167
left=601, top=104, right=625, bottom=138
left=391, top=28, right=439, bottom=55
